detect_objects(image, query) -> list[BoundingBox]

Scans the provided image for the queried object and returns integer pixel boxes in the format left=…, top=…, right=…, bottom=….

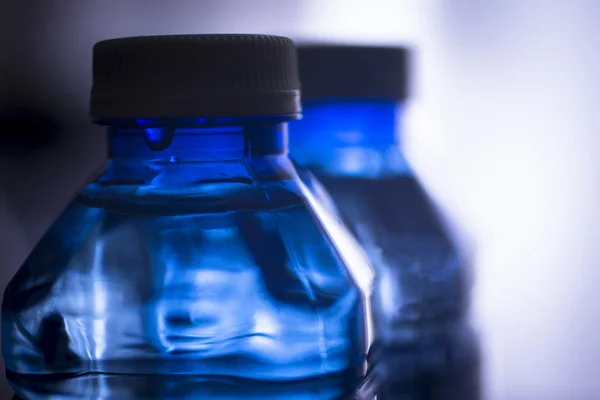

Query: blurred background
left=1, top=1, right=600, bottom=399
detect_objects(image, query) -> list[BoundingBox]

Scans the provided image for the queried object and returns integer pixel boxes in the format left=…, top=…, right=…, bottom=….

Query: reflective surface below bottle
left=2, top=120, right=368, bottom=399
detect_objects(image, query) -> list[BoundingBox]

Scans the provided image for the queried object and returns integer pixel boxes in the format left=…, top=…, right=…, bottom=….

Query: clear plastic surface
left=2, top=120, right=369, bottom=399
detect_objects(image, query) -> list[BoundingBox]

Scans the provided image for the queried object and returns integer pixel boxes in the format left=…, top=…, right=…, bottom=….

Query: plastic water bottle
left=290, top=45, right=479, bottom=399
left=2, top=35, right=371, bottom=400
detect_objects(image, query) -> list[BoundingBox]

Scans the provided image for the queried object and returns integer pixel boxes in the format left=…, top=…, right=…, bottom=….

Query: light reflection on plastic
left=92, top=239, right=107, bottom=360
left=299, top=179, right=375, bottom=350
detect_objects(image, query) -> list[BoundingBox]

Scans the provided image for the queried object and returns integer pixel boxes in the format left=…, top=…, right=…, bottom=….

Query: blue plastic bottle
left=2, top=35, right=370, bottom=400
left=290, top=45, right=479, bottom=399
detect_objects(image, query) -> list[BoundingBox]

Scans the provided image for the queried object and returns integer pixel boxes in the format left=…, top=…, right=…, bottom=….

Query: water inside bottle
left=3, top=156, right=367, bottom=399
left=304, top=170, right=480, bottom=399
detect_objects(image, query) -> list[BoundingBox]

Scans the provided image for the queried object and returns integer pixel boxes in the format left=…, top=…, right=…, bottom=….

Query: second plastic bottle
left=290, top=45, right=479, bottom=399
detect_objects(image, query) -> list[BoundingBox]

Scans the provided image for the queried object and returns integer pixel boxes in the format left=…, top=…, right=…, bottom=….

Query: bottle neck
left=107, top=118, right=289, bottom=163
left=291, top=101, right=401, bottom=149
left=289, top=101, right=410, bottom=177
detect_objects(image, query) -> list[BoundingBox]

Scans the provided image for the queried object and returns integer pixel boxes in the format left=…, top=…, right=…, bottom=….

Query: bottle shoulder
left=2, top=183, right=369, bottom=375
left=79, top=157, right=307, bottom=216
left=5, top=185, right=359, bottom=300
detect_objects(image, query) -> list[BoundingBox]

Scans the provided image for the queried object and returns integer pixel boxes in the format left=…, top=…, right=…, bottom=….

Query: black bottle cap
left=90, top=34, right=301, bottom=122
left=298, top=44, right=410, bottom=102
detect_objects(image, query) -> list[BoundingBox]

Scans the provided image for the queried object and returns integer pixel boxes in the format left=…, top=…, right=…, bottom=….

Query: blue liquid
left=304, top=173, right=469, bottom=347
left=2, top=122, right=368, bottom=399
